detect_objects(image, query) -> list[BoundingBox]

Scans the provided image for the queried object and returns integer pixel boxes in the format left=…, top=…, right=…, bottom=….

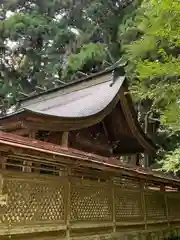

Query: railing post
left=140, top=180, right=147, bottom=230
left=66, top=167, right=71, bottom=240
left=160, top=184, right=169, bottom=228
left=112, top=180, right=116, bottom=233
left=0, top=152, right=7, bottom=170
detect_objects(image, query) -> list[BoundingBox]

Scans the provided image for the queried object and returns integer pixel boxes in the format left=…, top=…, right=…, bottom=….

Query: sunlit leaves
left=64, top=43, right=107, bottom=77
left=126, top=0, right=180, bottom=128
left=124, top=0, right=180, bottom=172
left=0, top=0, right=134, bottom=116
left=161, top=147, right=180, bottom=173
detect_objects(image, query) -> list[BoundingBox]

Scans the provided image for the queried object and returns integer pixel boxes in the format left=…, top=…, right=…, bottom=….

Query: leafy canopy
left=125, top=0, right=180, bottom=172
left=125, top=0, right=180, bottom=129
left=0, top=0, right=133, bottom=114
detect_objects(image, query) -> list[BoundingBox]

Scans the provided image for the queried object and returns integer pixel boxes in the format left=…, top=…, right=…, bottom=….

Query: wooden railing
left=0, top=169, right=180, bottom=239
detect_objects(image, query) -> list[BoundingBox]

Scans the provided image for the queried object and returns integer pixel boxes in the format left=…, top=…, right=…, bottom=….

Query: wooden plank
left=0, top=223, right=66, bottom=236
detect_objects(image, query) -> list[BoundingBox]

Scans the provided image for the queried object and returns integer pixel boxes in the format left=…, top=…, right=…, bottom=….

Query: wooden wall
left=0, top=154, right=180, bottom=240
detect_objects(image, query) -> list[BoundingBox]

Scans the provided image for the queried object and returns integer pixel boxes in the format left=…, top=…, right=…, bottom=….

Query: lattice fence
left=115, top=188, right=143, bottom=221
left=145, top=191, right=166, bottom=220
left=70, top=179, right=112, bottom=222
left=0, top=171, right=180, bottom=236
left=167, top=193, right=180, bottom=221
left=1, top=175, right=66, bottom=225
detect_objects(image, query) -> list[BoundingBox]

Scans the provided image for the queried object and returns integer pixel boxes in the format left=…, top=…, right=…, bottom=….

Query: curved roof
left=0, top=68, right=156, bottom=154
left=22, top=75, right=125, bottom=118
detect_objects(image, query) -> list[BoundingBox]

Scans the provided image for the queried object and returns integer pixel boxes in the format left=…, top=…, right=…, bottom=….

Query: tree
left=124, top=0, right=180, bottom=172
left=3, top=0, right=180, bottom=172
left=0, top=0, right=135, bottom=115
left=125, top=0, right=180, bottom=128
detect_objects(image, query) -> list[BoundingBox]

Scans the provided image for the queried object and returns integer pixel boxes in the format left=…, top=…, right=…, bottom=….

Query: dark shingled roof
left=0, top=67, right=120, bottom=120
left=0, top=68, right=156, bottom=154
left=21, top=75, right=124, bottom=118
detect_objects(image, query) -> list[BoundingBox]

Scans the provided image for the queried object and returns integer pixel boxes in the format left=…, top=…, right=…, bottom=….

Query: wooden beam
left=1, top=121, right=24, bottom=131
left=74, top=135, right=113, bottom=156
left=61, top=132, right=69, bottom=148
left=7, top=128, right=30, bottom=136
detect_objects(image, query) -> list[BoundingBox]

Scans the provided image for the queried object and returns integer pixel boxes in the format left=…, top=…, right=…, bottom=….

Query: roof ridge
left=18, top=66, right=123, bottom=103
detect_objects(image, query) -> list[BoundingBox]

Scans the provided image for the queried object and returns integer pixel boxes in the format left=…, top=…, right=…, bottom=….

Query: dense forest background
left=1, top=0, right=180, bottom=173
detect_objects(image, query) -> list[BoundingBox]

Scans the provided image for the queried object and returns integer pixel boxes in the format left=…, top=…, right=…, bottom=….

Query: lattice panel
left=1, top=177, right=65, bottom=225
left=71, top=181, right=112, bottom=221
left=167, top=194, right=180, bottom=220
left=115, top=189, right=143, bottom=221
left=145, top=191, right=166, bottom=220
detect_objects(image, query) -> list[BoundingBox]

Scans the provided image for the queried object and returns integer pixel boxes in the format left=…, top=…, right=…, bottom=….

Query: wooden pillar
left=61, top=131, right=69, bottom=148
left=143, top=152, right=149, bottom=168
left=128, top=155, right=137, bottom=165
left=22, top=130, right=36, bottom=172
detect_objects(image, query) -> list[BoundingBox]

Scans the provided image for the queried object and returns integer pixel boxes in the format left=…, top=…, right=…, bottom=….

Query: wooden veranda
left=0, top=132, right=180, bottom=240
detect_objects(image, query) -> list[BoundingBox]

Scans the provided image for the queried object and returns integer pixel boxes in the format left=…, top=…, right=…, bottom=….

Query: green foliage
left=64, top=43, right=107, bottom=79
left=0, top=0, right=81, bottom=113
left=161, top=148, right=180, bottom=173
left=3, top=0, right=180, bottom=174
left=124, top=0, right=180, bottom=172
left=0, top=0, right=134, bottom=115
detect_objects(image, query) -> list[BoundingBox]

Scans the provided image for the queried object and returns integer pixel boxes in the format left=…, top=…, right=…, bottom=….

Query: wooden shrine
left=0, top=68, right=156, bottom=164
left=0, top=68, right=180, bottom=240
